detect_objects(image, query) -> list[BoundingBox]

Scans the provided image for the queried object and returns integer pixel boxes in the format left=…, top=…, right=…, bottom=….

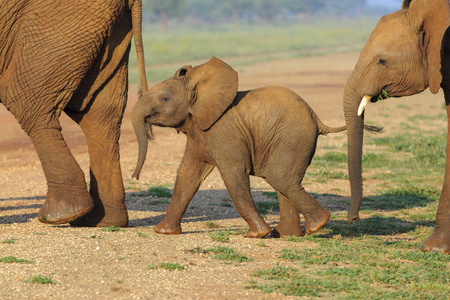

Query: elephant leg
left=30, top=123, right=94, bottom=224
left=67, top=64, right=129, bottom=227
left=219, top=168, right=272, bottom=238
left=276, top=184, right=329, bottom=235
left=421, top=95, right=450, bottom=254
left=154, top=153, right=214, bottom=234
left=270, top=191, right=302, bottom=238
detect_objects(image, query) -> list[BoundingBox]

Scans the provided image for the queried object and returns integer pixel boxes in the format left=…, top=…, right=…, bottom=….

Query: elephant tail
left=317, top=119, right=382, bottom=136
left=130, top=0, right=149, bottom=93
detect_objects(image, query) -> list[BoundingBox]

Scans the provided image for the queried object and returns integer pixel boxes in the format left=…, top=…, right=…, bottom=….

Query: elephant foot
left=154, top=219, right=182, bottom=235
left=304, top=207, right=330, bottom=234
left=69, top=202, right=128, bottom=227
left=38, top=190, right=94, bottom=224
left=243, top=223, right=272, bottom=238
left=270, top=224, right=303, bottom=238
left=420, top=229, right=450, bottom=254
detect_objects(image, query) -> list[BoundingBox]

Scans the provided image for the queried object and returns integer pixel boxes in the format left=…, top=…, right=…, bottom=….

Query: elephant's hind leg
left=270, top=191, right=302, bottom=238
left=67, top=61, right=129, bottom=227
left=219, top=167, right=272, bottom=238
left=30, top=125, right=94, bottom=224
left=272, top=182, right=329, bottom=235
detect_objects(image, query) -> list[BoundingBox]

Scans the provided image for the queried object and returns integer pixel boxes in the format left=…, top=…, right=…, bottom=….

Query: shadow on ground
left=0, top=189, right=438, bottom=236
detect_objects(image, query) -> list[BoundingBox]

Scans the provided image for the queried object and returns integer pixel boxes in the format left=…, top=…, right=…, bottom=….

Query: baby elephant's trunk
left=131, top=100, right=153, bottom=180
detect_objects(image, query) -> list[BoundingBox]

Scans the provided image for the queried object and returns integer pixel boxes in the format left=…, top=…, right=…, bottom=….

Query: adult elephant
left=0, top=0, right=148, bottom=227
left=344, top=0, right=450, bottom=254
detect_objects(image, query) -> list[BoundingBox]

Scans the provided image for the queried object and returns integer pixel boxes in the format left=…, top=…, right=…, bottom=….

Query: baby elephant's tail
left=318, top=121, right=383, bottom=136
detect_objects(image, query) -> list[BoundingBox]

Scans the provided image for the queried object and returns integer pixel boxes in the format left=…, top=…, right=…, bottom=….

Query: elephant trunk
left=130, top=0, right=148, bottom=93
left=131, top=99, right=153, bottom=180
left=344, top=72, right=365, bottom=223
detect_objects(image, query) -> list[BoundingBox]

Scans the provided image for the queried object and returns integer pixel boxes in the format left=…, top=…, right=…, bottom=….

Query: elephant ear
left=185, top=57, right=238, bottom=130
left=174, top=65, right=192, bottom=78
left=408, top=0, right=450, bottom=94
left=402, top=0, right=412, bottom=9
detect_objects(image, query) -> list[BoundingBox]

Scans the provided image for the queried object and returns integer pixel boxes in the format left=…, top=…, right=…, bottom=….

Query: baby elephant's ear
left=174, top=65, right=192, bottom=77
left=187, top=57, right=238, bottom=130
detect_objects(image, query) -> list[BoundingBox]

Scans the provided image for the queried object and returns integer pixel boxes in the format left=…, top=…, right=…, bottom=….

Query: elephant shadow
left=0, top=196, right=45, bottom=225
left=127, top=188, right=438, bottom=234
left=0, top=189, right=438, bottom=234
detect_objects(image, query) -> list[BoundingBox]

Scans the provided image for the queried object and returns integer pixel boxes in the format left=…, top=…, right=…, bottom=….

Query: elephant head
left=344, top=0, right=450, bottom=223
left=131, top=57, right=238, bottom=179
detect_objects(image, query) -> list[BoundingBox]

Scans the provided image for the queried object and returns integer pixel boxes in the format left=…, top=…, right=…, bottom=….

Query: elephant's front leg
left=421, top=93, right=450, bottom=254
left=154, top=153, right=214, bottom=234
left=219, top=167, right=272, bottom=238
left=31, top=126, right=94, bottom=224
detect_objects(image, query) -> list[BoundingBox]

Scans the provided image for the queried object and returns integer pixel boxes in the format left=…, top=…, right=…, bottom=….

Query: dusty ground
left=0, top=52, right=445, bottom=299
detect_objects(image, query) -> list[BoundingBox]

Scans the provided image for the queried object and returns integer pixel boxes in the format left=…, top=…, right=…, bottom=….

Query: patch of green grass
left=209, top=228, right=231, bottom=243
left=26, top=275, right=56, bottom=285
left=216, top=198, right=232, bottom=207
left=100, top=226, right=124, bottom=232
left=149, top=262, right=185, bottom=271
left=262, top=191, right=277, bottom=199
left=0, top=256, right=33, bottom=264
left=1, top=239, right=16, bottom=244
left=136, top=232, right=149, bottom=238
left=186, top=246, right=253, bottom=263
left=142, top=185, right=173, bottom=198
left=371, top=131, right=446, bottom=168
left=255, top=201, right=279, bottom=216
left=249, top=236, right=450, bottom=298
left=362, top=185, right=440, bottom=211
left=206, top=246, right=253, bottom=263
left=314, top=151, right=347, bottom=163
left=129, top=18, right=378, bottom=83
left=256, top=241, right=266, bottom=247
left=204, top=221, right=219, bottom=228
left=307, top=169, right=348, bottom=183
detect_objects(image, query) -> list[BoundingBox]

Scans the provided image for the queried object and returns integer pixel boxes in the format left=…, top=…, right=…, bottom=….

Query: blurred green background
left=128, top=0, right=401, bottom=83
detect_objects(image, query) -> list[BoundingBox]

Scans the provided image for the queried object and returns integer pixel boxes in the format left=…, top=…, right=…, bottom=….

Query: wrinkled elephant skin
left=0, top=0, right=148, bottom=227
left=131, top=57, right=380, bottom=238
left=344, top=0, right=450, bottom=254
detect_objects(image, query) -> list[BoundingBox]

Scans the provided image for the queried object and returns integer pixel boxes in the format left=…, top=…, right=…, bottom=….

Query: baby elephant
left=132, top=57, right=379, bottom=238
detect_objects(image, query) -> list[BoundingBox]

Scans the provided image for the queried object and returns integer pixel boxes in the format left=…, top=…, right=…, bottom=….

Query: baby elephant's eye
left=378, top=58, right=387, bottom=66
left=161, top=97, right=168, bottom=102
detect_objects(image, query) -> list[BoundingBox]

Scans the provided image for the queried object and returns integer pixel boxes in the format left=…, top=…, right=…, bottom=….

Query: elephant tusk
left=357, top=95, right=371, bottom=116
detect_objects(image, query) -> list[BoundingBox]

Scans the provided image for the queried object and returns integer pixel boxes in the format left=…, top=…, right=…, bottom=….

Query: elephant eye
left=161, top=97, right=168, bottom=102
left=378, top=58, right=387, bottom=66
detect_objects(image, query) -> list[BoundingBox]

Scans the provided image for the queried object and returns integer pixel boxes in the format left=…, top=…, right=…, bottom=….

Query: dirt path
left=0, top=52, right=445, bottom=299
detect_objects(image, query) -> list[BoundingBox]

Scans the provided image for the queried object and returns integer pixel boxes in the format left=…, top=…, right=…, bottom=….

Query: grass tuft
left=26, top=275, right=56, bottom=285
left=0, top=256, right=33, bottom=264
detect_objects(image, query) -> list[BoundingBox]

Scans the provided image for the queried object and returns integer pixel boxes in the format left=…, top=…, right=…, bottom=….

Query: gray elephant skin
left=0, top=0, right=149, bottom=227
left=131, top=57, right=380, bottom=238
left=344, top=0, right=450, bottom=254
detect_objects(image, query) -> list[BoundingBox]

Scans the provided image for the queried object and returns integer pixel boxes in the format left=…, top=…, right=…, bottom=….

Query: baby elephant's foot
left=154, top=219, right=182, bottom=235
left=304, top=207, right=330, bottom=234
left=244, top=223, right=272, bottom=238
left=270, top=224, right=303, bottom=238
